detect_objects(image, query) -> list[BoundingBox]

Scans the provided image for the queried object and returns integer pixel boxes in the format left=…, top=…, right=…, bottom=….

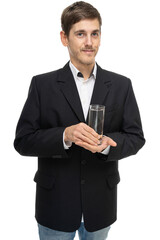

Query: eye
left=92, top=32, right=99, bottom=37
left=76, top=32, right=84, bottom=38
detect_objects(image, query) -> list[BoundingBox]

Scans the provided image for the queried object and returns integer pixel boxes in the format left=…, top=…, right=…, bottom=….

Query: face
left=61, top=18, right=101, bottom=69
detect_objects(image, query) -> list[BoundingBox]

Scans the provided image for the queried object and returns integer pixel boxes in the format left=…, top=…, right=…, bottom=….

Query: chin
left=79, top=59, right=95, bottom=66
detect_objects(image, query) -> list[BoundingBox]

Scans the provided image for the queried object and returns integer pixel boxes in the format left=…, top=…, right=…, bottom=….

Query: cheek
left=68, top=45, right=77, bottom=56
left=69, top=43, right=81, bottom=56
left=95, top=40, right=101, bottom=47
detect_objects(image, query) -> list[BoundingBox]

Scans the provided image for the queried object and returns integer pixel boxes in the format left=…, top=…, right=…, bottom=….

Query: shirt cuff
left=101, top=145, right=110, bottom=155
left=63, top=131, right=72, bottom=149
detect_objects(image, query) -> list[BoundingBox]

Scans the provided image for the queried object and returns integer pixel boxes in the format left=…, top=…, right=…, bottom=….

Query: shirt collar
left=69, top=61, right=97, bottom=81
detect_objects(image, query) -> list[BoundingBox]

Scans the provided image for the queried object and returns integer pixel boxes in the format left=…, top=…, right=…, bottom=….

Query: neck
left=70, top=60, right=95, bottom=80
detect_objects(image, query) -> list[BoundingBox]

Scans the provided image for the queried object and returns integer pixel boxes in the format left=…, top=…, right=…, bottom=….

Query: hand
left=64, top=123, right=101, bottom=146
left=64, top=123, right=117, bottom=153
left=75, top=135, right=117, bottom=153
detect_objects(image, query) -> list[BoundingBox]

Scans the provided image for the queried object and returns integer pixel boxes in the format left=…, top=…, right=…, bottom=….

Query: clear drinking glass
left=88, top=104, right=105, bottom=144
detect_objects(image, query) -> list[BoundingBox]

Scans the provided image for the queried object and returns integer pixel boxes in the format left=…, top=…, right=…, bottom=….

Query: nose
left=85, top=34, right=92, bottom=46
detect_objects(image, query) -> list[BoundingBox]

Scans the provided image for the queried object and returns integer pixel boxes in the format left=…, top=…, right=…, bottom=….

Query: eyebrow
left=74, top=29, right=100, bottom=34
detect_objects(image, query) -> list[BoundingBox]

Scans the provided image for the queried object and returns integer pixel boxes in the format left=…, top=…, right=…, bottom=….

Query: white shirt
left=70, top=61, right=96, bottom=119
left=63, top=61, right=110, bottom=155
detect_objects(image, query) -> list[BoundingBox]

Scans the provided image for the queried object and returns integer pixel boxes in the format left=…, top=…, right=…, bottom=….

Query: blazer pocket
left=34, top=170, right=55, bottom=190
left=106, top=171, right=120, bottom=189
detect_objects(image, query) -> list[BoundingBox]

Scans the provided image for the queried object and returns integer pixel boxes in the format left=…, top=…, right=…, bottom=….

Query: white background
left=0, top=0, right=160, bottom=239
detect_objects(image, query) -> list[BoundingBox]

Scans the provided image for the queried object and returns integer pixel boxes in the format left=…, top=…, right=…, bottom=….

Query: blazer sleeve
left=98, top=79, right=145, bottom=162
left=14, top=77, right=68, bottom=158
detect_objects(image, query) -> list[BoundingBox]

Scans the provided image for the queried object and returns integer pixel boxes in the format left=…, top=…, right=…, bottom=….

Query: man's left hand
left=75, top=135, right=117, bottom=153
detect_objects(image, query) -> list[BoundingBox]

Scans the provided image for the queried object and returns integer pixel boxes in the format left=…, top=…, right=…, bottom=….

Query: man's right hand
left=64, top=122, right=101, bottom=146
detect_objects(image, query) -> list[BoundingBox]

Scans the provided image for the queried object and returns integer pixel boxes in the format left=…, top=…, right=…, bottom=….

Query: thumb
left=108, top=138, right=117, bottom=147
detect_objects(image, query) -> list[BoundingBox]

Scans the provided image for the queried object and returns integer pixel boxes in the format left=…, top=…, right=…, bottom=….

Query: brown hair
left=61, top=1, right=102, bottom=36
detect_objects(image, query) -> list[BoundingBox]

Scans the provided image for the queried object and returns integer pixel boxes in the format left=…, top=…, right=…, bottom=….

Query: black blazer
left=14, top=62, right=145, bottom=232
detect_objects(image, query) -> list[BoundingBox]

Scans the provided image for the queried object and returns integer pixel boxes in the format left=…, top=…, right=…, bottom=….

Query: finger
left=75, top=141, right=104, bottom=153
left=75, top=141, right=97, bottom=153
left=75, top=123, right=100, bottom=144
left=107, top=138, right=117, bottom=147
left=81, top=128, right=100, bottom=145
left=82, top=124, right=100, bottom=139
left=102, top=136, right=117, bottom=147
left=74, top=130, right=99, bottom=145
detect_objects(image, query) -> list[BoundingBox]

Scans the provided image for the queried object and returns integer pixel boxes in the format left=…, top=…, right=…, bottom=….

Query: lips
left=82, top=49, right=95, bottom=53
left=83, top=50, right=94, bottom=52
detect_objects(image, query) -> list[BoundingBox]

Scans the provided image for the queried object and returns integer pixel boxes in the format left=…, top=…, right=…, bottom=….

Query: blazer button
left=81, top=160, right=87, bottom=165
left=81, top=179, right=85, bottom=185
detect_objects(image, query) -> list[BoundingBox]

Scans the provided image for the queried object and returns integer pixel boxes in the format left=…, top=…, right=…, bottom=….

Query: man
left=14, top=1, right=145, bottom=240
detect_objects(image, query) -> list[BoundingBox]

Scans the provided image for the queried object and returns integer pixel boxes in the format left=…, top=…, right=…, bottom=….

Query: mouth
left=82, top=49, right=95, bottom=54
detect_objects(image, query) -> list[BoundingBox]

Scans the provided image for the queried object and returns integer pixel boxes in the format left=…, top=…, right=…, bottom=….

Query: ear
left=60, top=31, right=68, bottom=47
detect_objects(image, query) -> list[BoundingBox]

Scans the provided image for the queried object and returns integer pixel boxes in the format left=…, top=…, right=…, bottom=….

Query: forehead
left=71, top=18, right=100, bottom=32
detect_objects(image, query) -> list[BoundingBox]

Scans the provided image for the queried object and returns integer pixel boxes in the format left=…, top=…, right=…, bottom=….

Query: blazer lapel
left=57, top=62, right=85, bottom=122
left=86, top=64, right=112, bottom=122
